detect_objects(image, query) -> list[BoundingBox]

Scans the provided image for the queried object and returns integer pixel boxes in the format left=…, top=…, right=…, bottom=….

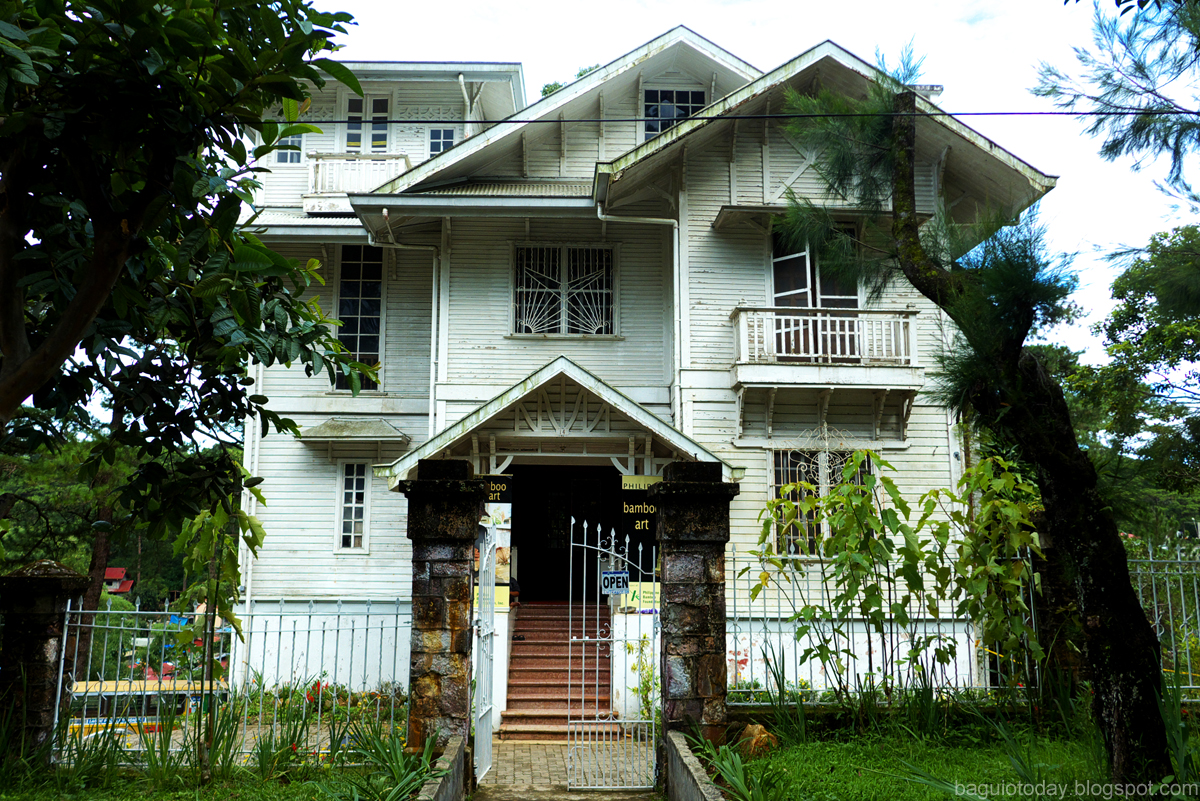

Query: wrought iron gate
left=566, top=517, right=659, bottom=789
left=474, top=522, right=496, bottom=781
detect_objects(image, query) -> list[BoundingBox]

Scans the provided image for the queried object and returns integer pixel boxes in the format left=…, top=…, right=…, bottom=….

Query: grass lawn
left=3, top=777, right=324, bottom=801
left=751, top=732, right=1103, bottom=801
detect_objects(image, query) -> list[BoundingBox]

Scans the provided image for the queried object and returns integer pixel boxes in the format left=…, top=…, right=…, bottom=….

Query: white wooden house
left=237, top=28, right=1054, bottom=711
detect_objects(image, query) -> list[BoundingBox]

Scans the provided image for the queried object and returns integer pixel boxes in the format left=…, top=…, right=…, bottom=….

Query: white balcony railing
left=731, top=307, right=918, bottom=366
left=307, top=152, right=412, bottom=195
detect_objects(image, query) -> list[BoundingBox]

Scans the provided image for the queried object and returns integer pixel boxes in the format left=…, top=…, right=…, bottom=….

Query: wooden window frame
left=335, top=460, right=372, bottom=553
left=332, top=244, right=386, bottom=392
left=343, top=91, right=392, bottom=154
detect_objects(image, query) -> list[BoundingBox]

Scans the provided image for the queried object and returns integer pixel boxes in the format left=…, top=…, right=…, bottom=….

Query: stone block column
left=0, top=560, right=89, bottom=763
left=649, top=461, right=739, bottom=743
left=398, top=459, right=486, bottom=750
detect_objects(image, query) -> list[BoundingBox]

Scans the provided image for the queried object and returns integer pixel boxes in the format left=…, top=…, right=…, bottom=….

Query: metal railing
left=725, top=552, right=1032, bottom=703
left=731, top=307, right=918, bottom=366
left=54, top=598, right=410, bottom=761
left=1130, top=548, right=1200, bottom=693
left=307, top=152, right=412, bottom=194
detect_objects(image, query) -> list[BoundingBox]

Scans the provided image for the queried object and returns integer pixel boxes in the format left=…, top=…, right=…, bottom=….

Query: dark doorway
left=509, top=464, right=621, bottom=602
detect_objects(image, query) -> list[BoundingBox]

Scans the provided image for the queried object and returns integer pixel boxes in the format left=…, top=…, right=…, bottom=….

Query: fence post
left=0, top=561, right=89, bottom=763
left=649, top=461, right=739, bottom=744
left=398, top=459, right=486, bottom=752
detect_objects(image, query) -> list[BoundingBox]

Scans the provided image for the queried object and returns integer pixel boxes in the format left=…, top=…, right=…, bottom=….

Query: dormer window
left=347, top=95, right=390, bottom=153
left=644, top=88, right=706, bottom=141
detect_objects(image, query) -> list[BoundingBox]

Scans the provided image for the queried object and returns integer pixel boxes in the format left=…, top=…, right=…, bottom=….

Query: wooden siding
left=247, top=418, right=427, bottom=600
left=441, top=216, right=670, bottom=389
left=258, top=242, right=433, bottom=402
left=258, top=82, right=468, bottom=209
left=679, top=132, right=958, bottom=555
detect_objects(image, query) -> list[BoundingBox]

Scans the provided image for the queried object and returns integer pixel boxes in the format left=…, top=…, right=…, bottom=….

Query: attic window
left=644, top=88, right=706, bottom=141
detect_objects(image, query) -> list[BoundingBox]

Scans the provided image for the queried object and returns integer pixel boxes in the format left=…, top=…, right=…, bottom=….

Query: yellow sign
left=621, top=475, right=662, bottom=491
left=473, top=585, right=510, bottom=610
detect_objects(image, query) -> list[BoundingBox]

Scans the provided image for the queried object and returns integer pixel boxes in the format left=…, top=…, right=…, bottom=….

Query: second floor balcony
left=303, top=153, right=412, bottom=213
left=730, top=307, right=924, bottom=391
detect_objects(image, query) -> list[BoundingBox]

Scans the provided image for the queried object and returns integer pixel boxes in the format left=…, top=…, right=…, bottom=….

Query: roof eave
left=374, top=27, right=761, bottom=196
left=596, top=41, right=1057, bottom=204
left=376, top=356, right=729, bottom=488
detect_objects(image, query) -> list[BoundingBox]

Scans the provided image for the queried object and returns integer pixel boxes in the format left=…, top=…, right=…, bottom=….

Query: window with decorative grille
left=773, top=450, right=869, bottom=555
left=513, top=245, right=615, bottom=335
left=339, top=463, right=368, bottom=549
left=335, top=245, right=382, bottom=390
left=644, top=88, right=705, bottom=141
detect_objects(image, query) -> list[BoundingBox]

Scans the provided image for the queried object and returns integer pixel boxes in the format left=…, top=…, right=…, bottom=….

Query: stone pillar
left=0, top=560, right=89, bottom=763
left=649, top=461, right=739, bottom=743
left=398, top=459, right=486, bottom=751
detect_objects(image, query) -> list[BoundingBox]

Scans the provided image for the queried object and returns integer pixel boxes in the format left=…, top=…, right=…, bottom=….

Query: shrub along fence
left=725, top=551, right=1039, bottom=705
left=53, top=598, right=411, bottom=764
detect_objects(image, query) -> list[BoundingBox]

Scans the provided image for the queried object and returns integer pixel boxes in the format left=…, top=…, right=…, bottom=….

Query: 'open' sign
left=601, top=570, right=629, bottom=595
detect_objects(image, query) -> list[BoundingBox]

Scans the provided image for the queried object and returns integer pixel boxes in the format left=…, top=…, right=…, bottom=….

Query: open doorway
left=508, top=464, right=621, bottom=602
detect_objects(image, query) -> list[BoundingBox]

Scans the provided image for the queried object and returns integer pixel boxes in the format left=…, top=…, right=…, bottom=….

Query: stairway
left=499, top=602, right=616, bottom=741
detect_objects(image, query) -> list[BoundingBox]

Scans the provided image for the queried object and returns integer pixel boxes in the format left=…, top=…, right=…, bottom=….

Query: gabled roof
left=375, top=356, right=727, bottom=488
left=371, top=27, right=760, bottom=196
left=104, top=567, right=126, bottom=581
left=594, top=40, right=1056, bottom=217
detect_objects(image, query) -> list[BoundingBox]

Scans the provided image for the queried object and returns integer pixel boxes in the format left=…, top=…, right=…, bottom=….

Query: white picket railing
left=731, top=307, right=918, bottom=366
left=307, top=152, right=412, bottom=194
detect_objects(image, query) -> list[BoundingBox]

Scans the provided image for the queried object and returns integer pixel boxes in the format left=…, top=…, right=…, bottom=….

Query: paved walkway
left=474, top=739, right=662, bottom=801
left=478, top=740, right=569, bottom=788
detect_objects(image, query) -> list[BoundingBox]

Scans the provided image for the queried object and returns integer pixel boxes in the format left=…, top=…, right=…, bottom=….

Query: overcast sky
left=328, top=0, right=1185, bottom=362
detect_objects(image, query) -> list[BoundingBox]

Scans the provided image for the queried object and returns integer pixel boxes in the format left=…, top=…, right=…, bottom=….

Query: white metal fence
left=54, top=598, right=410, bottom=760
left=1130, top=549, right=1200, bottom=693
left=725, top=552, right=1034, bottom=703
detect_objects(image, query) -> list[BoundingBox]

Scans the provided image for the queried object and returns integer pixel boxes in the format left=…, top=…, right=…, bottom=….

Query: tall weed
left=311, top=724, right=445, bottom=801
left=762, top=647, right=806, bottom=746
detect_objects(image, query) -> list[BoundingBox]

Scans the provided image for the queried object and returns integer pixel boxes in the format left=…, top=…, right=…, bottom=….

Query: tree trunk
left=887, top=90, right=1171, bottom=782
left=74, top=522, right=111, bottom=677
left=991, top=357, right=1171, bottom=783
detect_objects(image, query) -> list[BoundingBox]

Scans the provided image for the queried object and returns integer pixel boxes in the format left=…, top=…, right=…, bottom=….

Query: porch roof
left=375, top=356, right=728, bottom=489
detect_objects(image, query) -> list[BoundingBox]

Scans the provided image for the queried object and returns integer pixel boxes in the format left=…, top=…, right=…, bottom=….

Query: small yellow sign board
left=473, top=585, right=510, bottom=610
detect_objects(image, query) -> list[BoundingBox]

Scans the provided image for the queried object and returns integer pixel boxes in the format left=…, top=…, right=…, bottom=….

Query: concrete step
left=506, top=661, right=609, bottom=671
left=497, top=717, right=625, bottom=739
left=505, top=697, right=611, bottom=711
left=506, top=686, right=610, bottom=699
left=512, top=642, right=612, bottom=657
left=514, top=620, right=608, bottom=632
left=511, top=630, right=609, bottom=642
left=499, top=709, right=620, bottom=727
left=517, top=605, right=609, bottom=619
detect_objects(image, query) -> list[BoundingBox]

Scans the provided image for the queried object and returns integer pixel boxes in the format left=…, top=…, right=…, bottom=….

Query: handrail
left=731, top=306, right=918, bottom=366
left=728, top=306, right=918, bottom=320
left=307, top=151, right=413, bottom=165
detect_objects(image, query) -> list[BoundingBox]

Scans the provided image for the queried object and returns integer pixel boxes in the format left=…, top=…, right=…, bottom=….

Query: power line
left=267, top=109, right=1200, bottom=125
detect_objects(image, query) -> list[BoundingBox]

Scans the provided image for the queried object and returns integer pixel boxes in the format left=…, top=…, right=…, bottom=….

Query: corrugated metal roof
left=246, top=209, right=362, bottom=227
left=421, top=182, right=591, bottom=197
